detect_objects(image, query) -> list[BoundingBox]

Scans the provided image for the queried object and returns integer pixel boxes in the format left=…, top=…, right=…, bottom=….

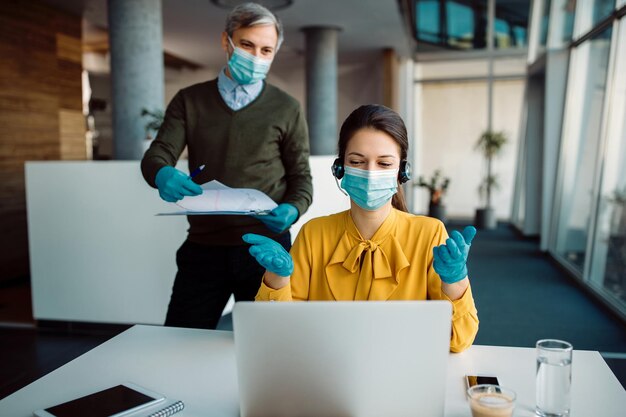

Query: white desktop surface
left=0, top=325, right=624, bottom=417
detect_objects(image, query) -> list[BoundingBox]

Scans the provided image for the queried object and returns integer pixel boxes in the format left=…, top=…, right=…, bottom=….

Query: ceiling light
left=210, top=0, right=293, bottom=11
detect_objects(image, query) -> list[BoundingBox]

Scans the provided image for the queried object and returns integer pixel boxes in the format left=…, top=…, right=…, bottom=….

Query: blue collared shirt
left=217, top=68, right=264, bottom=111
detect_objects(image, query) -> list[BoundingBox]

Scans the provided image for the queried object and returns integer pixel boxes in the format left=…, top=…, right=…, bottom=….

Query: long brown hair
left=338, top=104, right=409, bottom=212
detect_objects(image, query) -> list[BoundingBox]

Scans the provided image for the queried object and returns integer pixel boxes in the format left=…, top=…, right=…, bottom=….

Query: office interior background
left=1, top=0, right=625, bottom=399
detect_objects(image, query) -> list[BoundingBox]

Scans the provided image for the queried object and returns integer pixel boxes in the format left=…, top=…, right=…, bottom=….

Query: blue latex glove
left=154, top=166, right=202, bottom=203
left=433, top=226, right=477, bottom=284
left=243, top=233, right=294, bottom=277
left=255, top=203, right=299, bottom=233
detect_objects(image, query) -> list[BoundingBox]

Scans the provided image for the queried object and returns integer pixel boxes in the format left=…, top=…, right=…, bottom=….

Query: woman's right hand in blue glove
left=242, top=233, right=294, bottom=278
left=155, top=166, right=202, bottom=202
left=433, top=226, right=476, bottom=283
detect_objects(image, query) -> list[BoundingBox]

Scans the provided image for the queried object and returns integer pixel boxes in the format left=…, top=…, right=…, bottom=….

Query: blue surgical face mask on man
left=227, top=37, right=272, bottom=85
left=341, top=166, right=399, bottom=211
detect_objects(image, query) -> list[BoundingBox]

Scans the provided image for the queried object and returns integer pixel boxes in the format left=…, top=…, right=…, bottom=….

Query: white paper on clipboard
left=157, top=180, right=277, bottom=216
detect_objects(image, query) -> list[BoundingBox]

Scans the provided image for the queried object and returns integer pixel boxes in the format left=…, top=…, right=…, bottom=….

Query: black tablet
left=33, top=383, right=165, bottom=417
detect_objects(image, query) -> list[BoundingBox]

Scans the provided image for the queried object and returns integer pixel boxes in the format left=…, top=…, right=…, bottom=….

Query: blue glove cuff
left=438, top=265, right=468, bottom=284
left=257, top=203, right=300, bottom=233
left=155, top=166, right=175, bottom=189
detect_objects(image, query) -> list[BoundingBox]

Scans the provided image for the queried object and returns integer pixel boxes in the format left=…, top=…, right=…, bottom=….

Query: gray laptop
left=232, top=300, right=452, bottom=417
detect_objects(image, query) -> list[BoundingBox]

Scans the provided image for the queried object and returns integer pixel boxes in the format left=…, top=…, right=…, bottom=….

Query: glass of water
left=535, top=339, right=573, bottom=416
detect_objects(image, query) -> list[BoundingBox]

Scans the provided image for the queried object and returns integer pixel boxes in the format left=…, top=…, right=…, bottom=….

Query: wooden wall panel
left=0, top=0, right=85, bottom=283
left=382, top=48, right=398, bottom=111
left=59, top=109, right=87, bottom=160
left=56, top=33, right=82, bottom=63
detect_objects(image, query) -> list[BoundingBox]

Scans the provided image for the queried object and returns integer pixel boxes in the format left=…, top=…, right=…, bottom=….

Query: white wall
left=26, top=159, right=348, bottom=324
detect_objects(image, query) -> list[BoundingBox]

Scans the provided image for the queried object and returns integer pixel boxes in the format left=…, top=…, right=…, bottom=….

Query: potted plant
left=141, top=108, right=164, bottom=140
left=416, top=169, right=450, bottom=223
left=475, top=130, right=508, bottom=229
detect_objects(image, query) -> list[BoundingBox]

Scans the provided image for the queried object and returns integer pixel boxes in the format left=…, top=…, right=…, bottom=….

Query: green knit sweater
left=141, top=79, right=313, bottom=245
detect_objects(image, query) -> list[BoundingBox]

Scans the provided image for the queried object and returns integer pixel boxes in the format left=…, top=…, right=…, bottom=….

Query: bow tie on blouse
left=325, top=211, right=410, bottom=300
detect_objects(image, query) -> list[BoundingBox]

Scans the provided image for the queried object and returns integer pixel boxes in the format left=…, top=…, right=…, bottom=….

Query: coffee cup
left=467, top=384, right=516, bottom=417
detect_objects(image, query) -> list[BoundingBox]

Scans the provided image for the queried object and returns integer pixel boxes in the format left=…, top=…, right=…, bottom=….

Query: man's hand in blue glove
left=154, top=166, right=202, bottom=203
left=433, top=226, right=477, bottom=284
left=255, top=203, right=299, bottom=233
left=242, top=233, right=294, bottom=277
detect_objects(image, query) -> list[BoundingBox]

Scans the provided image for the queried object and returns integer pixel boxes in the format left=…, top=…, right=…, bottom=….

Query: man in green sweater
left=141, top=2, right=312, bottom=329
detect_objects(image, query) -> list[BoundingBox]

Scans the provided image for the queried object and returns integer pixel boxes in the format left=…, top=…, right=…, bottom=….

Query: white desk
left=1, top=325, right=624, bottom=416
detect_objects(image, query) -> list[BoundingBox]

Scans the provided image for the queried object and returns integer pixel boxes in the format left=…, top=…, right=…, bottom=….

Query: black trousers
left=164, top=232, right=291, bottom=329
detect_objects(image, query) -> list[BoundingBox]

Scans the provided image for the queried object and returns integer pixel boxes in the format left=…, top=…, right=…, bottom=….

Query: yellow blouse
left=255, top=209, right=479, bottom=352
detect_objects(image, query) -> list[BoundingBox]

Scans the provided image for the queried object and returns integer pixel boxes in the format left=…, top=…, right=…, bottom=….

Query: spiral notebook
left=139, top=399, right=184, bottom=417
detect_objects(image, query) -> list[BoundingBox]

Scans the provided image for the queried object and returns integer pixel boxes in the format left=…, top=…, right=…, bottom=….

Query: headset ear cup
left=332, top=158, right=344, bottom=179
left=399, top=160, right=411, bottom=184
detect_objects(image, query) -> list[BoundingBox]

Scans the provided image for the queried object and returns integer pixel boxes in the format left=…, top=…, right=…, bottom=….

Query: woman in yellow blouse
left=243, top=104, right=478, bottom=352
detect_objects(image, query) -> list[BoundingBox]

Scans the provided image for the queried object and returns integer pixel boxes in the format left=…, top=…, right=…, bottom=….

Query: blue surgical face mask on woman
left=341, top=166, right=399, bottom=211
left=227, top=37, right=272, bottom=85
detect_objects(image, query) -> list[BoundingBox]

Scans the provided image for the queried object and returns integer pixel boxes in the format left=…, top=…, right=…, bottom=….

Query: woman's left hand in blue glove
left=242, top=233, right=294, bottom=277
left=433, top=226, right=477, bottom=284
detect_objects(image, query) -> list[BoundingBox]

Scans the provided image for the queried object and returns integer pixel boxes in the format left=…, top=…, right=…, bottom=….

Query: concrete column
left=108, top=0, right=164, bottom=160
left=302, top=26, right=340, bottom=155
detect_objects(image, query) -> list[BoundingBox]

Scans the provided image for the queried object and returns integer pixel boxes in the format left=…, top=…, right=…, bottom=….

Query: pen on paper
left=190, top=164, right=205, bottom=178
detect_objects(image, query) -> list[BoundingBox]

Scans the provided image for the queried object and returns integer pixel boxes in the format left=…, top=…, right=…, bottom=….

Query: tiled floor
left=0, top=277, right=34, bottom=327
left=0, top=325, right=123, bottom=399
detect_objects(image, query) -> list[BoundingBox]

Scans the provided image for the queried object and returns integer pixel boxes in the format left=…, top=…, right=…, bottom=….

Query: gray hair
left=225, top=2, right=284, bottom=50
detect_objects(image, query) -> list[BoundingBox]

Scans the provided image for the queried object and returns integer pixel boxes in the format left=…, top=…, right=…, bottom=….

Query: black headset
left=331, top=158, right=411, bottom=184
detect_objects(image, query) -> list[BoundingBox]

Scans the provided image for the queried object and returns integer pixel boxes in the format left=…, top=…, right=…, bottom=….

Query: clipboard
left=157, top=180, right=277, bottom=216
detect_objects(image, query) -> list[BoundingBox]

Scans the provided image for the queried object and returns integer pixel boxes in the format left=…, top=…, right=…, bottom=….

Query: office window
left=447, top=1, right=478, bottom=48
left=554, top=26, right=612, bottom=272
left=595, top=130, right=626, bottom=305
left=417, top=0, right=442, bottom=44
left=588, top=17, right=626, bottom=312
left=540, top=0, right=552, bottom=46
left=511, top=95, right=528, bottom=231
left=414, top=0, right=528, bottom=51
left=593, top=0, right=617, bottom=25
left=414, top=60, right=525, bottom=219
left=575, top=0, right=617, bottom=38
left=552, top=0, right=576, bottom=45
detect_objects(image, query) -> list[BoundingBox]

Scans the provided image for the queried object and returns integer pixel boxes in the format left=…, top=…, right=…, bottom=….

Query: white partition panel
left=26, top=158, right=349, bottom=324
left=25, top=161, right=189, bottom=324
left=290, top=155, right=351, bottom=241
